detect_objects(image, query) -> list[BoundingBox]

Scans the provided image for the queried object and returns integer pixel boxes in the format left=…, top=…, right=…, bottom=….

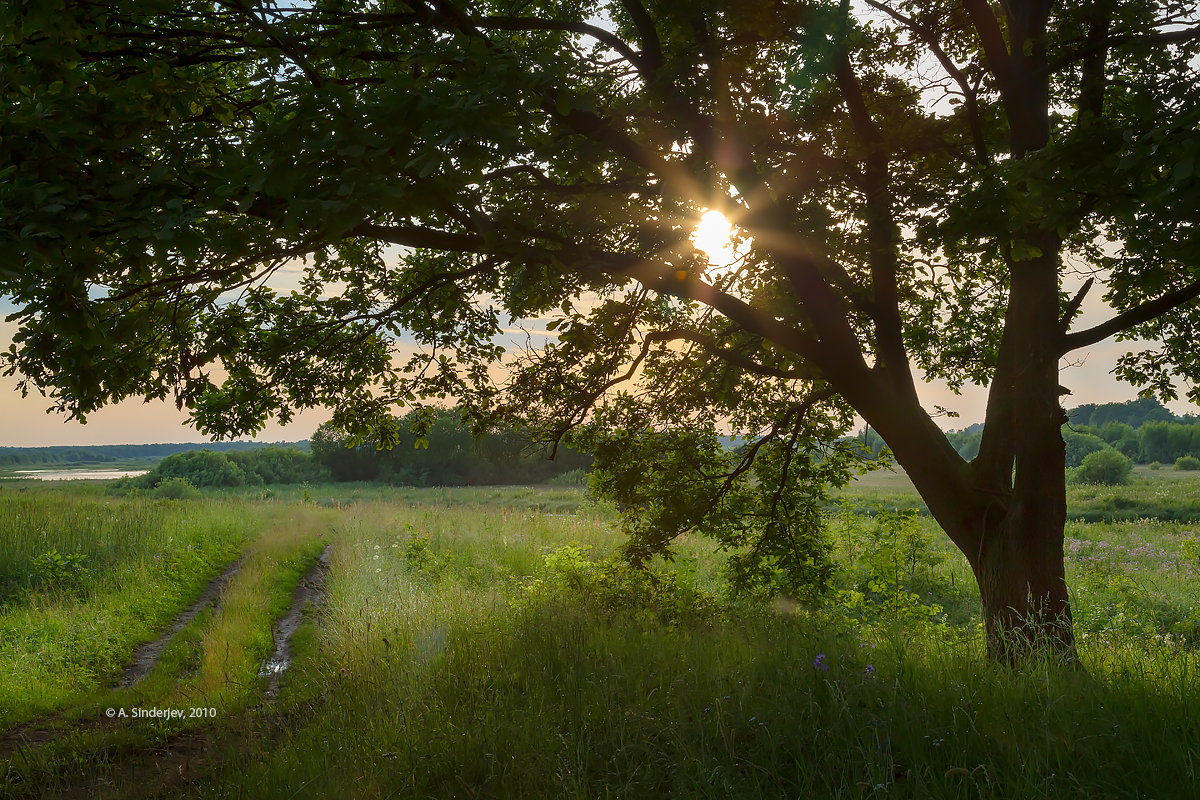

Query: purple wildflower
left=813, top=653, right=827, bottom=671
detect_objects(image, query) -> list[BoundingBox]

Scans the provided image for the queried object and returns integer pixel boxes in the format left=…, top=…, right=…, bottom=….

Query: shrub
left=545, top=468, right=589, bottom=486
left=151, top=476, right=202, bottom=499
left=1069, top=448, right=1133, bottom=485
left=226, top=447, right=329, bottom=484
left=1062, top=429, right=1109, bottom=468
left=520, top=545, right=723, bottom=627
left=139, top=450, right=247, bottom=489
left=1175, top=455, right=1200, bottom=471
left=29, top=549, right=89, bottom=594
left=1149, top=461, right=1162, bottom=470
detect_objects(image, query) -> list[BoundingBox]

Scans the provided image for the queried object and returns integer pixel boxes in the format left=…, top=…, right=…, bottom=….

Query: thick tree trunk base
left=982, top=600, right=1079, bottom=666
left=973, top=518, right=1078, bottom=665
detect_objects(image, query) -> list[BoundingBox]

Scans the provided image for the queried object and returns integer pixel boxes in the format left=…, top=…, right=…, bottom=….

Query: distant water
left=4, top=468, right=149, bottom=481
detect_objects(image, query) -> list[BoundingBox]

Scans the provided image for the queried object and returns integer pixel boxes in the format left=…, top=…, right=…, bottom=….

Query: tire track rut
left=260, top=544, right=332, bottom=697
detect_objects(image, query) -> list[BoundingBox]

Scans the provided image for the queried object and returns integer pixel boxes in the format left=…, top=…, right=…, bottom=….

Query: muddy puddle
left=260, top=544, right=332, bottom=697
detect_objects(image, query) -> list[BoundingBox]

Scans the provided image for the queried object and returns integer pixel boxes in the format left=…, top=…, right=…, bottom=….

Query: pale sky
left=2, top=285, right=1196, bottom=447
left=7, top=9, right=1194, bottom=447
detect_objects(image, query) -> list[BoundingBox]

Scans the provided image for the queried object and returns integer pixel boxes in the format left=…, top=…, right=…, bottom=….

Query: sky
left=2, top=280, right=1196, bottom=447
left=3, top=5, right=1194, bottom=447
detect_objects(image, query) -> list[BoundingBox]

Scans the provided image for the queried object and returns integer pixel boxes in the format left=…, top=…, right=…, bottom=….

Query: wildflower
left=864, top=664, right=875, bottom=675
left=813, top=653, right=827, bottom=671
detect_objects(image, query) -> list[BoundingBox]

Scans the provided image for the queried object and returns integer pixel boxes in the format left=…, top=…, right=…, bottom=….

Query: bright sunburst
left=691, top=209, right=743, bottom=275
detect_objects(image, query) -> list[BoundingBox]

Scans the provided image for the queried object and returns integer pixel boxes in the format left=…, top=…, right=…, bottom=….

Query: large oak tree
left=3, top=0, right=1200, bottom=658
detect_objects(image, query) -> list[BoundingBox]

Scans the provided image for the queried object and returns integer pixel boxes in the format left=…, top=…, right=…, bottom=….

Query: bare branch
left=1061, top=276, right=1200, bottom=354
left=1059, top=277, right=1094, bottom=332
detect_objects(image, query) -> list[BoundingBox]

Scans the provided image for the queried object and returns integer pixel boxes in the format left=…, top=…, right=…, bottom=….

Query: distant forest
left=856, top=397, right=1200, bottom=467
left=0, top=440, right=308, bottom=467
left=308, top=409, right=591, bottom=486
left=9, top=397, right=1198, bottom=482
left=97, top=408, right=591, bottom=490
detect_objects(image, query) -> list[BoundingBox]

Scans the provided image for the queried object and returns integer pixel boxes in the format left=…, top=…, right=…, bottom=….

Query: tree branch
left=617, top=0, right=663, bottom=75
left=864, top=0, right=989, bottom=164
left=644, top=328, right=813, bottom=380
left=1061, top=276, right=1200, bottom=354
left=348, top=222, right=484, bottom=252
left=963, top=0, right=1012, bottom=85
left=1058, top=277, right=1093, bottom=332
left=1051, top=24, right=1200, bottom=72
left=832, top=51, right=911, bottom=392
left=1075, top=2, right=1112, bottom=121
left=473, top=15, right=647, bottom=69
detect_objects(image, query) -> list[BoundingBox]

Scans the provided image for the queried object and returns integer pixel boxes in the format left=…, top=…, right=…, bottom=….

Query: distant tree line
left=1068, top=397, right=1195, bottom=431
left=936, top=399, right=1200, bottom=467
left=106, top=411, right=591, bottom=490
left=0, top=440, right=307, bottom=467
left=1062, top=421, right=1200, bottom=468
left=311, top=408, right=592, bottom=486
left=122, top=447, right=328, bottom=490
left=851, top=399, right=1200, bottom=487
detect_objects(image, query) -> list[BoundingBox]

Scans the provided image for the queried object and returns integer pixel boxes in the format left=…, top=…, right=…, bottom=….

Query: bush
left=226, top=447, right=329, bottom=484
left=1069, top=448, right=1133, bottom=485
left=133, top=447, right=327, bottom=489
left=1175, top=455, right=1200, bottom=471
left=140, top=450, right=247, bottom=488
left=29, top=549, right=89, bottom=594
left=545, top=468, right=589, bottom=486
left=151, top=476, right=202, bottom=499
left=1062, top=429, right=1109, bottom=468
left=1149, top=461, right=1162, bottom=470
left=520, top=546, right=723, bottom=627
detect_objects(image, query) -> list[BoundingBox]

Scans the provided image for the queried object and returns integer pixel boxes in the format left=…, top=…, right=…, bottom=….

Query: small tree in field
left=1069, top=448, right=1132, bottom=486
left=3, top=1, right=1200, bottom=661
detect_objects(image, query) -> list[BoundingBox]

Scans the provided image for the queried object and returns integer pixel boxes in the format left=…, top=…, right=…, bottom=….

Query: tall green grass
left=0, top=487, right=253, bottom=726
left=0, top=506, right=334, bottom=797
left=8, top=480, right=1200, bottom=799
left=203, top=502, right=1200, bottom=799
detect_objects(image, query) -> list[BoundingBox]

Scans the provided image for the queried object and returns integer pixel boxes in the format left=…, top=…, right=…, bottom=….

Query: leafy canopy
left=4, top=0, right=1200, bottom=589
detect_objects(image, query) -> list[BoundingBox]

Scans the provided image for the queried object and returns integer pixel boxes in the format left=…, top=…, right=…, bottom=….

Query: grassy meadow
left=1, top=472, right=1200, bottom=798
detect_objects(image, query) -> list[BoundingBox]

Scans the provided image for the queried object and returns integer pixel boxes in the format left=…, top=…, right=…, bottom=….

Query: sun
left=691, top=209, right=743, bottom=273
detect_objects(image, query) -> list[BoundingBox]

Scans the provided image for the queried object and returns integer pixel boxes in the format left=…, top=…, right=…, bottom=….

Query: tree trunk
left=849, top=313, right=1078, bottom=663
left=966, top=237, right=1078, bottom=663
left=970, top=505, right=1076, bottom=663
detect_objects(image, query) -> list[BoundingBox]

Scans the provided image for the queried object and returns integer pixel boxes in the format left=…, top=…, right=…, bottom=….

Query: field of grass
left=3, top=472, right=1200, bottom=798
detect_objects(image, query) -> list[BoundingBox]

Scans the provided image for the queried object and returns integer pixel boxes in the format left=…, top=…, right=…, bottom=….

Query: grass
left=0, top=488, right=253, bottom=727
left=1, top=505, right=332, bottom=795
left=6, top=473, right=1200, bottom=797
left=206, top=509, right=1200, bottom=799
